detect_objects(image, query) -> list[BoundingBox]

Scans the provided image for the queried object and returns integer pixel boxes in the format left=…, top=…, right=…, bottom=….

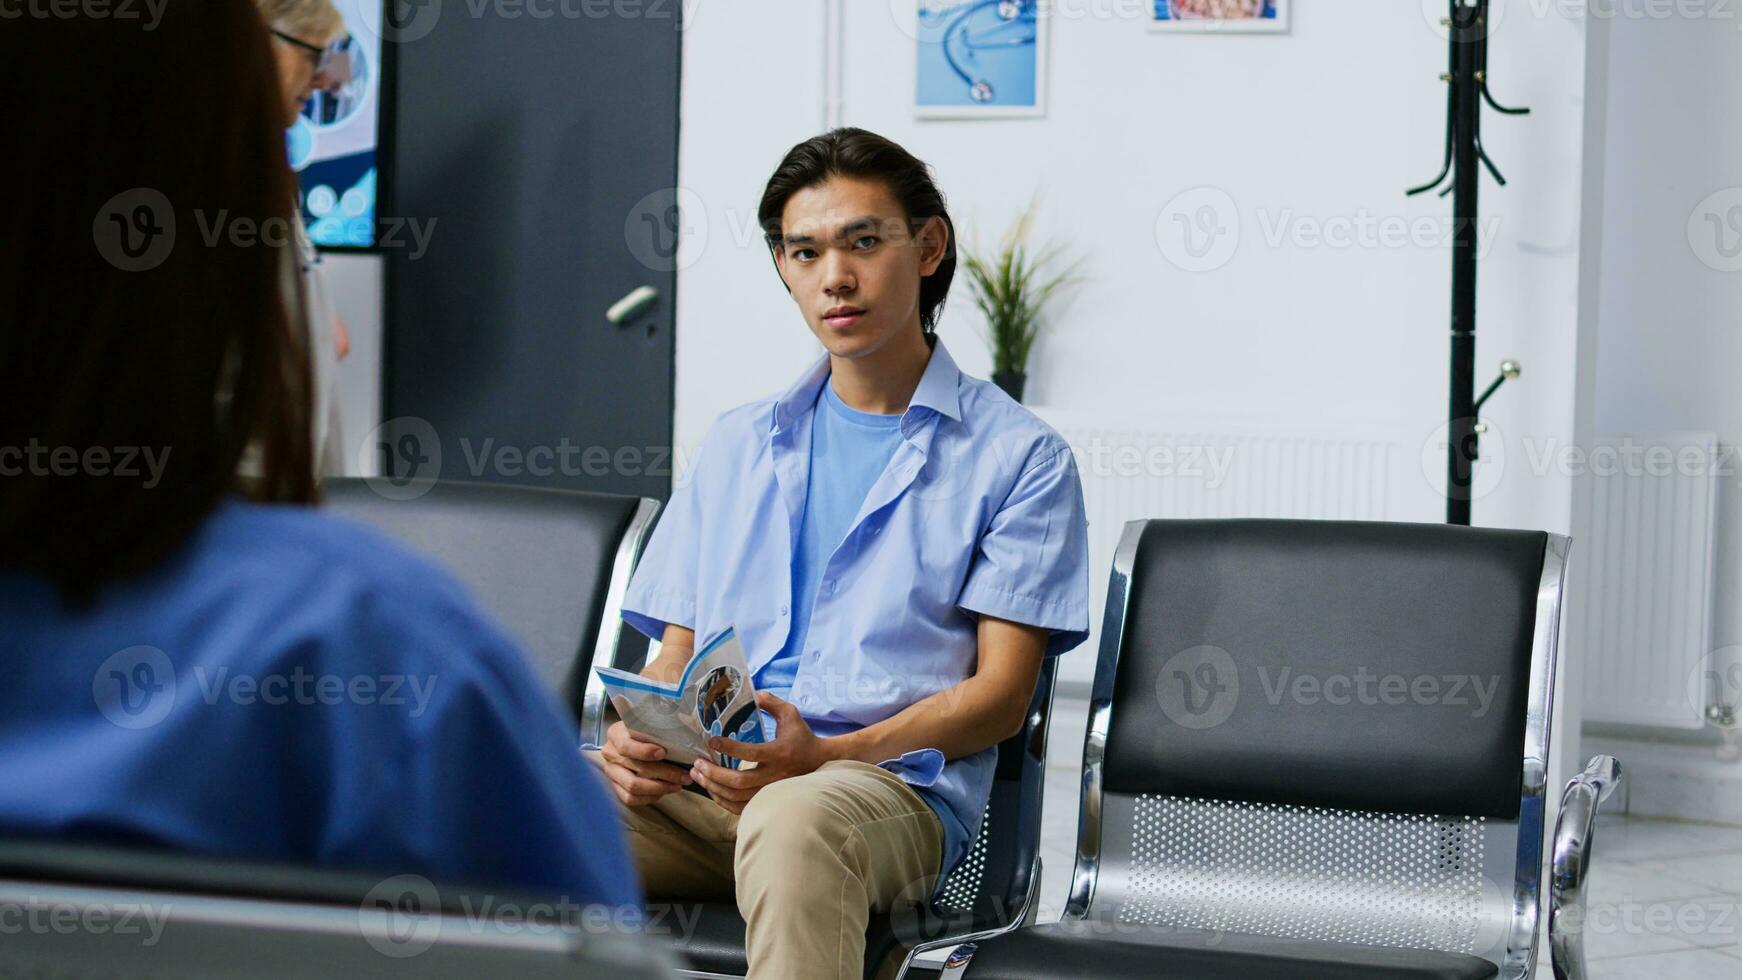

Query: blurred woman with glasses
left=258, top=0, right=351, bottom=476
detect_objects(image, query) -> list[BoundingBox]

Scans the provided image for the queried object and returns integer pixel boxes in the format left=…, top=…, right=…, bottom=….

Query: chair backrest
left=1070, top=519, right=1567, bottom=980
left=919, top=656, right=1057, bottom=932
left=0, top=842, right=676, bottom=978
left=321, top=478, right=658, bottom=736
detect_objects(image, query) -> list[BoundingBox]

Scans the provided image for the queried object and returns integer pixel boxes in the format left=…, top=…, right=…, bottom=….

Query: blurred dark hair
left=758, top=128, right=957, bottom=337
left=0, top=0, right=316, bottom=601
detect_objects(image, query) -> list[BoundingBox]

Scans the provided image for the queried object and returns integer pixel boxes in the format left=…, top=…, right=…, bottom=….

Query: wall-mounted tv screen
left=288, top=0, right=384, bottom=249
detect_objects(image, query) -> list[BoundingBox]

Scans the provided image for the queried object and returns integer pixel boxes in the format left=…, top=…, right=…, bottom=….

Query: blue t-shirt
left=755, top=378, right=906, bottom=701
left=0, top=498, right=640, bottom=910
left=749, top=378, right=971, bottom=880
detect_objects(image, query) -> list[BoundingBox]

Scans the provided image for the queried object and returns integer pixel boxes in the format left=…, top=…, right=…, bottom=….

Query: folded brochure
left=595, top=625, right=768, bottom=769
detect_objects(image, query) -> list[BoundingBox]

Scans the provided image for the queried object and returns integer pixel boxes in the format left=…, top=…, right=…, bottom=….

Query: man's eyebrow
left=780, top=215, right=886, bottom=247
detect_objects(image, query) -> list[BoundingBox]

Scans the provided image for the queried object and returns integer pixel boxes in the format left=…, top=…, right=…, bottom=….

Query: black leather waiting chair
left=923, top=519, right=1620, bottom=980
left=322, top=478, right=659, bottom=744
left=660, top=658, right=1057, bottom=980
left=0, top=841, right=677, bottom=978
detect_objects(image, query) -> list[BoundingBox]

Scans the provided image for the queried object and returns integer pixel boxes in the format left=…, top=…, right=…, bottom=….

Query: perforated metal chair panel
left=957, top=923, right=1501, bottom=980
left=935, top=800, right=992, bottom=913
left=1116, top=795, right=1491, bottom=955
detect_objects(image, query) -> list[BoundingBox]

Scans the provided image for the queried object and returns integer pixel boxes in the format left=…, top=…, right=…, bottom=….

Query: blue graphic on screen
left=916, top=0, right=1039, bottom=109
left=288, top=1, right=382, bottom=248
left=1153, top=0, right=1278, bottom=20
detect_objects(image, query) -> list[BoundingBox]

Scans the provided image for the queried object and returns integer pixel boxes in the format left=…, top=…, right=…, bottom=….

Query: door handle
left=606, top=285, right=659, bottom=326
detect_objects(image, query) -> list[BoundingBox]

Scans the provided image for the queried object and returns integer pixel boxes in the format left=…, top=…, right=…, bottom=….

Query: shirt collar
left=771, top=337, right=964, bottom=435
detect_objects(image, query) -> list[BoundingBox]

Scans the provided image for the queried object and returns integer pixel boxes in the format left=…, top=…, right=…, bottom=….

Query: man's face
left=773, top=175, right=948, bottom=361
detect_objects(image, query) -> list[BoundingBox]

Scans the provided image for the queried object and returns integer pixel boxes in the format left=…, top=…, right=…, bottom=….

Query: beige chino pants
left=591, top=755, right=944, bottom=980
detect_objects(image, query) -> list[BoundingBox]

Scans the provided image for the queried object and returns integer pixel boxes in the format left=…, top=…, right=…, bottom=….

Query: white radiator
left=1575, top=433, right=1720, bottom=730
left=1030, top=409, right=1399, bottom=686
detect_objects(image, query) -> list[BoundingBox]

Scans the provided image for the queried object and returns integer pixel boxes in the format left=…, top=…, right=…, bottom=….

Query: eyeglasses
left=270, top=28, right=334, bottom=74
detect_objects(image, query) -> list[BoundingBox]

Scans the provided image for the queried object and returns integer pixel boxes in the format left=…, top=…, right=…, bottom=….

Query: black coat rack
left=1408, top=0, right=1529, bottom=525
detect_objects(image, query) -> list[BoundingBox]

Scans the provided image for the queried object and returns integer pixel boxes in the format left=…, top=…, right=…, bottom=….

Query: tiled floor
left=1579, top=815, right=1742, bottom=977
left=1032, top=695, right=1742, bottom=977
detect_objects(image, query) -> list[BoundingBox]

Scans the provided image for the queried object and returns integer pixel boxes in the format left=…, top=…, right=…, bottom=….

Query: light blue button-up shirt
left=620, top=337, right=1091, bottom=883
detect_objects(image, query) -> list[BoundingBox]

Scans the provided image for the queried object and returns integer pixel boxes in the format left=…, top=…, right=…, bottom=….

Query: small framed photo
left=1149, top=0, right=1290, bottom=34
left=915, top=0, right=1048, bottom=119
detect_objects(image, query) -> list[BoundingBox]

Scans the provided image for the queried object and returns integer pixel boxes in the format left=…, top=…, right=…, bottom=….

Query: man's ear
left=917, top=215, right=949, bottom=277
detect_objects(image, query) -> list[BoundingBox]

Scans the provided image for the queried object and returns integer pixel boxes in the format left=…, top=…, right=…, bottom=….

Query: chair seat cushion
left=958, top=922, right=1499, bottom=980
left=663, top=903, right=751, bottom=976
left=665, top=902, right=906, bottom=979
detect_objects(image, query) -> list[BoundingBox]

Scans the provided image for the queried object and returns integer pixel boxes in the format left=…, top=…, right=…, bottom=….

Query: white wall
left=322, top=253, right=385, bottom=478
left=1591, top=13, right=1742, bottom=439
left=1584, top=9, right=1742, bottom=730
left=674, top=1, right=1589, bottom=541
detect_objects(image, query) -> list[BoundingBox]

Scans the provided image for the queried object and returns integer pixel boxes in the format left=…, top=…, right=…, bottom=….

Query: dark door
left=383, top=6, right=679, bottom=502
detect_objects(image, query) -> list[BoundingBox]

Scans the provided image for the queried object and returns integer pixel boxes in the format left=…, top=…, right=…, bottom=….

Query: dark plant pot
left=992, top=370, right=1027, bottom=403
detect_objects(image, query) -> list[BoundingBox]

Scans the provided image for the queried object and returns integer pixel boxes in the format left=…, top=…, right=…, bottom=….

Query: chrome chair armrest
left=579, top=671, right=615, bottom=749
left=1549, top=755, right=1622, bottom=980
left=894, top=855, right=1042, bottom=980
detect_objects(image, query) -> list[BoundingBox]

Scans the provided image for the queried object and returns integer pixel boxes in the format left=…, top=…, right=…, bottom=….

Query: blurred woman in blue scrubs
left=0, top=0, right=638, bottom=911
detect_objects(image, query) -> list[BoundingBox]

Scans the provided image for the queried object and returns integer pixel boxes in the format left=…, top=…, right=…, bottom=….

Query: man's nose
left=822, top=251, right=855, bottom=292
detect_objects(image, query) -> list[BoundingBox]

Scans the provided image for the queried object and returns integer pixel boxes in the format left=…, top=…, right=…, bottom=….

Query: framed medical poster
left=1149, top=0, right=1291, bottom=33
left=915, top=0, right=1048, bottom=119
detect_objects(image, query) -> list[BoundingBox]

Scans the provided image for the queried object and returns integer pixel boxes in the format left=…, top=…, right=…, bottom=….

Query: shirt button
left=779, top=604, right=789, bottom=615
left=825, top=580, right=838, bottom=594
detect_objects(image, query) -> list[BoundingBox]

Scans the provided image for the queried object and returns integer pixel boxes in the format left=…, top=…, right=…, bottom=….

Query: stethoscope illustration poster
left=914, top=0, right=1046, bottom=118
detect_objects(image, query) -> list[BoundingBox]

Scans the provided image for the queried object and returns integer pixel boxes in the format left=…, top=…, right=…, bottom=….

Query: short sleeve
left=955, top=441, right=1092, bottom=656
left=619, top=424, right=713, bottom=641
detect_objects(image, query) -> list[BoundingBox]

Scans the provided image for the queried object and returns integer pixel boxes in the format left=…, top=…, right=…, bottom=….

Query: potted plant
left=961, top=199, right=1085, bottom=404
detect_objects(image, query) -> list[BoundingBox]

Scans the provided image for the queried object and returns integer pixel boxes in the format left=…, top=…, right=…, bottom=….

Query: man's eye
left=792, top=248, right=816, bottom=261
left=855, top=236, right=879, bottom=249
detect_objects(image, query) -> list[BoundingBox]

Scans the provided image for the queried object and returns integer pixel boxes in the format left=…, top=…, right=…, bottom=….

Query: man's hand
left=693, top=692, right=833, bottom=815
left=598, top=720, right=691, bottom=806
